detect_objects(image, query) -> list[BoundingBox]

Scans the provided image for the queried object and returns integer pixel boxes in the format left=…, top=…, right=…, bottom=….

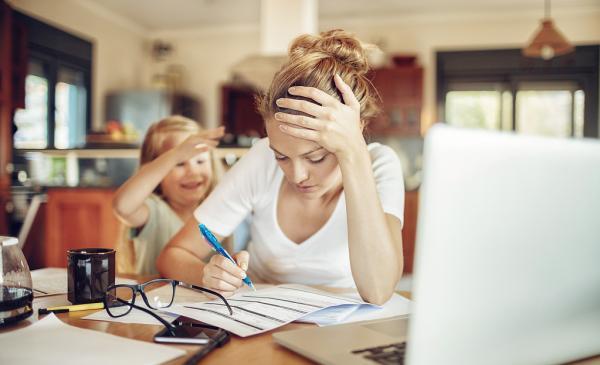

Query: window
left=437, top=47, right=599, bottom=138
left=12, top=12, right=92, bottom=149
left=13, top=60, right=48, bottom=149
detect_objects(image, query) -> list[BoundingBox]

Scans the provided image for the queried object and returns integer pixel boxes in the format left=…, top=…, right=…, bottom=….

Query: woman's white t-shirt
left=194, top=138, right=404, bottom=288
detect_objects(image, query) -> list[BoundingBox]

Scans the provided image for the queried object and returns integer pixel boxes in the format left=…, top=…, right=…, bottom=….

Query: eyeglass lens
left=105, top=286, right=135, bottom=317
left=142, top=280, right=175, bottom=309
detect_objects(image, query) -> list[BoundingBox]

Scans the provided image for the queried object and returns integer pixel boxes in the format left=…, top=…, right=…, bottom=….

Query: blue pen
left=199, top=224, right=256, bottom=291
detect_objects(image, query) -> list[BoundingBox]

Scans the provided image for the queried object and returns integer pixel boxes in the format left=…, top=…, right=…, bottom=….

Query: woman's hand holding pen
left=274, top=74, right=367, bottom=160
left=202, top=250, right=250, bottom=296
left=171, top=126, right=225, bottom=163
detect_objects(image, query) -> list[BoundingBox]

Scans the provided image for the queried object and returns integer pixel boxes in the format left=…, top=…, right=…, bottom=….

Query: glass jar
left=0, top=236, right=33, bottom=326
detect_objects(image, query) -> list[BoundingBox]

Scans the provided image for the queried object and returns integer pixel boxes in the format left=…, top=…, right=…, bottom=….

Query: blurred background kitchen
left=1, top=0, right=598, bottom=276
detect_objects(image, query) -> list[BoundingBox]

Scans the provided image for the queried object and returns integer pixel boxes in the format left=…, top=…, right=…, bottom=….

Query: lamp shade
left=523, top=19, right=574, bottom=60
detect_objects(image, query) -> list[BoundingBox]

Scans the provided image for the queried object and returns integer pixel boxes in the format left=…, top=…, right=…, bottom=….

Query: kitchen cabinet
left=402, top=190, right=419, bottom=274
left=44, top=188, right=121, bottom=267
left=369, top=66, right=423, bottom=137
left=220, top=84, right=265, bottom=141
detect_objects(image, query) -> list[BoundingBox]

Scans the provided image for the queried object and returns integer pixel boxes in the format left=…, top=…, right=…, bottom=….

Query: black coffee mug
left=67, top=248, right=115, bottom=304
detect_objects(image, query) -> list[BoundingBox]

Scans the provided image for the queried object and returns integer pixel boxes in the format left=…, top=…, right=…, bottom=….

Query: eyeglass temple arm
left=116, top=298, right=177, bottom=335
left=178, top=281, right=234, bottom=316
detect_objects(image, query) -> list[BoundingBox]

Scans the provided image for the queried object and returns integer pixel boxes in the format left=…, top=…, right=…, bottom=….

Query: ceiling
left=88, top=0, right=600, bottom=31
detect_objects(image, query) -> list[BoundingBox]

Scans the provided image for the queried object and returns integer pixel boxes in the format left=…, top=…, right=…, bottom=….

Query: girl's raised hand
left=274, top=74, right=365, bottom=159
left=173, top=126, right=225, bottom=162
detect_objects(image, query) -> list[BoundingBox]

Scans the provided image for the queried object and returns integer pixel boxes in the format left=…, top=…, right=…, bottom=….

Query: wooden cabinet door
left=369, top=67, right=423, bottom=137
left=0, top=1, right=14, bottom=234
left=44, top=189, right=120, bottom=267
left=402, top=190, right=419, bottom=274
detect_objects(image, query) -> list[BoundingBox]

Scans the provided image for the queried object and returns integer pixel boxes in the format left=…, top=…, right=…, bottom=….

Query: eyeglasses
left=103, top=279, right=233, bottom=335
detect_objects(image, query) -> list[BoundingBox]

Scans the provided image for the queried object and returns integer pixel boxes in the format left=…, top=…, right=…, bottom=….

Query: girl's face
left=266, top=119, right=342, bottom=200
left=159, top=132, right=213, bottom=208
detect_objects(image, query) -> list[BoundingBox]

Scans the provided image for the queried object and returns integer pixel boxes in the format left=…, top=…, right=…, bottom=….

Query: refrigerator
left=105, top=90, right=201, bottom=145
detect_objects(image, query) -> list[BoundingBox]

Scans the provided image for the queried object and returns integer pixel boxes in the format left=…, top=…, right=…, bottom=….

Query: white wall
left=145, top=27, right=260, bottom=127
left=8, top=1, right=600, bottom=133
left=322, top=5, right=600, bottom=132
left=9, top=0, right=147, bottom=131
left=149, top=5, right=600, bottom=131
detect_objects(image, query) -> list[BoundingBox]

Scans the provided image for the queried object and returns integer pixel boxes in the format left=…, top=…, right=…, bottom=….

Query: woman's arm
left=338, top=146, right=403, bottom=305
left=275, top=75, right=403, bottom=305
left=113, top=129, right=222, bottom=227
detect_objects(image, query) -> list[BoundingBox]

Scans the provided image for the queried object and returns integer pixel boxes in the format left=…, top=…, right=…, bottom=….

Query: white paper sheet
left=299, top=292, right=412, bottom=326
left=166, top=284, right=370, bottom=337
left=31, top=268, right=137, bottom=297
left=0, top=314, right=185, bottom=365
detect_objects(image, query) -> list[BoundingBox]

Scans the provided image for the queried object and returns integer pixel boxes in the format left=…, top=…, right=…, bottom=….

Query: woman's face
left=159, top=132, right=213, bottom=207
left=266, top=119, right=342, bottom=200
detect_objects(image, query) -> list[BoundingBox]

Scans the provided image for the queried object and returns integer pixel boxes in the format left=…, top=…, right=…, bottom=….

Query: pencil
left=38, top=302, right=104, bottom=315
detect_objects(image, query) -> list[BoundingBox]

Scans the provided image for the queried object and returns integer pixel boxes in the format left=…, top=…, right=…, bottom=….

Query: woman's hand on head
left=201, top=250, right=249, bottom=297
left=274, top=74, right=366, bottom=158
left=173, top=126, right=225, bottom=163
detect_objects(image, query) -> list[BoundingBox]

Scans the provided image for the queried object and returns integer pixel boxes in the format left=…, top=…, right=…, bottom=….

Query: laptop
left=273, top=125, right=600, bottom=365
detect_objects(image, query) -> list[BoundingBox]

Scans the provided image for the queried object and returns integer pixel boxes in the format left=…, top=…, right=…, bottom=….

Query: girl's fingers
left=287, top=86, right=338, bottom=107
left=201, top=126, right=226, bottom=139
left=193, top=140, right=219, bottom=149
left=279, top=124, right=320, bottom=142
left=334, top=74, right=360, bottom=111
left=274, top=113, right=324, bottom=130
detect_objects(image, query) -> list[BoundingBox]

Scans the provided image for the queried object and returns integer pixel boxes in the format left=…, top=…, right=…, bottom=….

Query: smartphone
left=154, top=317, right=229, bottom=345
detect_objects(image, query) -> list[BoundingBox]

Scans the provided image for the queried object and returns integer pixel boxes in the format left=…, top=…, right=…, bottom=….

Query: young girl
left=113, top=115, right=224, bottom=275
left=157, top=30, right=404, bottom=305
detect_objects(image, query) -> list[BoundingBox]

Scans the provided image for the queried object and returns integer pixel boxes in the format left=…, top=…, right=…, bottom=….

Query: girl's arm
left=275, top=75, right=403, bottom=305
left=113, top=128, right=223, bottom=227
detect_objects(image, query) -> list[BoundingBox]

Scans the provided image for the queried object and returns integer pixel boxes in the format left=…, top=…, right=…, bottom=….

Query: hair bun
left=289, top=29, right=369, bottom=75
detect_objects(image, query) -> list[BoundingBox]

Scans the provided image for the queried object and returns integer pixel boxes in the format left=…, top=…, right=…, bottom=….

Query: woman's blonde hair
left=257, top=29, right=380, bottom=127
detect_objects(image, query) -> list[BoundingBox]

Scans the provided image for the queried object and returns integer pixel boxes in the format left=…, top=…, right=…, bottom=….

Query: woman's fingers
left=211, top=255, right=246, bottom=279
left=234, top=250, right=250, bottom=271
left=274, top=112, right=324, bottom=130
left=276, top=98, right=324, bottom=118
left=334, top=74, right=360, bottom=111
left=278, top=124, right=320, bottom=142
left=203, top=274, right=239, bottom=292
left=287, top=86, right=338, bottom=107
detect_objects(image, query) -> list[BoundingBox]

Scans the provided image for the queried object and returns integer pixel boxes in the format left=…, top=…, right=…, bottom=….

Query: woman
left=157, top=29, right=404, bottom=305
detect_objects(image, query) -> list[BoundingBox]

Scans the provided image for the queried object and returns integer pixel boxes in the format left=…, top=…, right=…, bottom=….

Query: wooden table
left=5, top=286, right=599, bottom=365
left=2, top=282, right=410, bottom=365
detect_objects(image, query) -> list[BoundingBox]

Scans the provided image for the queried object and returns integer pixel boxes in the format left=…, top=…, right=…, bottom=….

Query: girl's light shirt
left=133, top=194, right=183, bottom=275
left=194, top=138, right=404, bottom=288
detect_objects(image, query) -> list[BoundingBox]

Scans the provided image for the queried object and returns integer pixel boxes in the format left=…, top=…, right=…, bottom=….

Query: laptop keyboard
left=351, top=342, right=406, bottom=365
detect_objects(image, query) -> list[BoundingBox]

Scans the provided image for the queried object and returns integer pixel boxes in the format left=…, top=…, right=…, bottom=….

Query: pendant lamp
left=523, top=0, right=574, bottom=60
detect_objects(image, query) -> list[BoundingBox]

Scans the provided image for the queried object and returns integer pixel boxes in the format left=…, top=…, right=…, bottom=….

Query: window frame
left=14, top=11, right=92, bottom=149
left=436, top=46, right=599, bottom=138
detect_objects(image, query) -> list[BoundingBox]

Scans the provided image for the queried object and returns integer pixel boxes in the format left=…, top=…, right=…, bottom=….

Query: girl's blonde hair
left=141, top=115, right=201, bottom=164
left=140, top=115, right=215, bottom=196
left=257, top=29, right=380, bottom=126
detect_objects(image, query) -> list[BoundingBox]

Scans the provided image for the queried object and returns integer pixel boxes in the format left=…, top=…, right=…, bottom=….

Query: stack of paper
left=0, top=314, right=185, bottom=365
left=167, top=284, right=370, bottom=337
